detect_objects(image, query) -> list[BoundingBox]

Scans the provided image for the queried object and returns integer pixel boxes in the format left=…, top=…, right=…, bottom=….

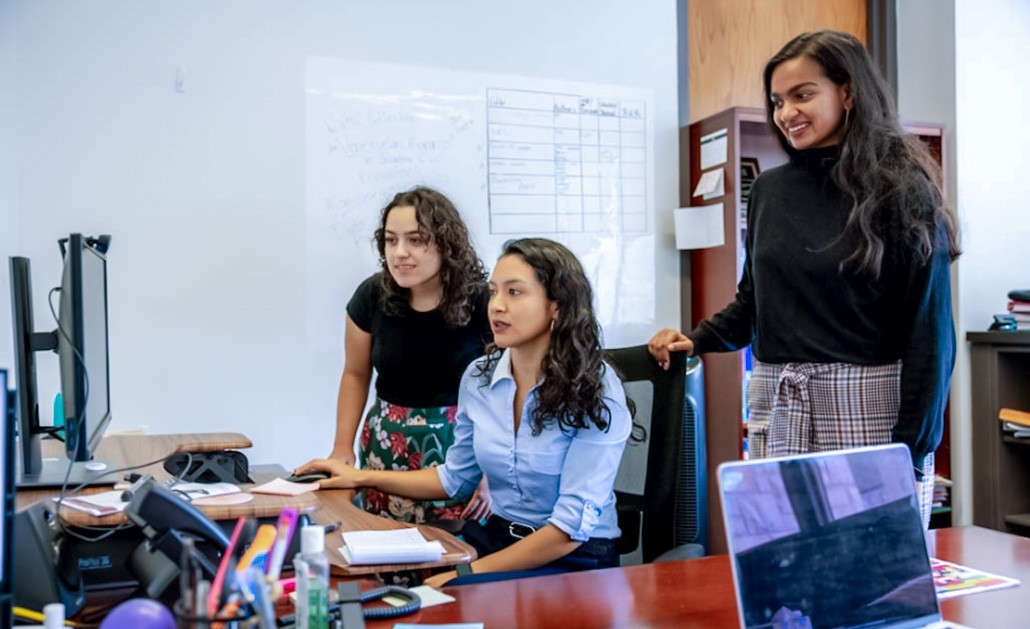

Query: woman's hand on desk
left=294, top=458, right=361, bottom=490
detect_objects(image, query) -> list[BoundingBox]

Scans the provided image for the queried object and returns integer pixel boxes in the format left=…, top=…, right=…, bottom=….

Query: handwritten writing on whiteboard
left=305, top=57, right=657, bottom=352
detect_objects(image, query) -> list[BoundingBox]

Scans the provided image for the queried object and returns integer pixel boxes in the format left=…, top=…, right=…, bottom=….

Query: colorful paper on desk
left=931, top=558, right=1020, bottom=599
left=340, top=528, right=445, bottom=565
left=249, top=478, right=320, bottom=496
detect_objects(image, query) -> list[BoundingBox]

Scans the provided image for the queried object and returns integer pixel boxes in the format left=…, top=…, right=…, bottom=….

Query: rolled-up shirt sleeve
left=436, top=372, right=483, bottom=500
left=548, top=366, right=632, bottom=541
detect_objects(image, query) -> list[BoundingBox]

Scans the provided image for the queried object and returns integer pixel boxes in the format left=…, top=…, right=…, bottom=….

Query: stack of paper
left=340, top=528, right=445, bottom=565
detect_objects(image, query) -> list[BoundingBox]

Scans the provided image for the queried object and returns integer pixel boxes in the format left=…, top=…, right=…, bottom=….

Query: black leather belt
left=488, top=515, right=537, bottom=539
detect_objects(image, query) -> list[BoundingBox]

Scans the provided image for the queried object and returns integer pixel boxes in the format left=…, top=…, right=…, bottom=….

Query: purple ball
left=100, top=598, right=175, bottom=629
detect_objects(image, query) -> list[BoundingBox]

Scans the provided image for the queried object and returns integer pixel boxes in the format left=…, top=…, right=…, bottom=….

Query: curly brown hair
left=476, top=238, right=612, bottom=435
left=373, top=187, right=486, bottom=327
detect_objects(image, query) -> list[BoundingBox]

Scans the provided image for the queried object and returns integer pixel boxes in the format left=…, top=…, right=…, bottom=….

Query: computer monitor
left=0, top=369, right=14, bottom=627
left=8, top=233, right=115, bottom=488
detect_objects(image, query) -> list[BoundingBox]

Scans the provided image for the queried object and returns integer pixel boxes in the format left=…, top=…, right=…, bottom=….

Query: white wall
left=898, top=0, right=1030, bottom=525
left=0, top=1, right=681, bottom=467
left=953, top=0, right=1030, bottom=521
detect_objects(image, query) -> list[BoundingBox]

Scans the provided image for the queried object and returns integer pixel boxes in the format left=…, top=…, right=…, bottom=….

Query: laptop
left=718, top=444, right=971, bottom=629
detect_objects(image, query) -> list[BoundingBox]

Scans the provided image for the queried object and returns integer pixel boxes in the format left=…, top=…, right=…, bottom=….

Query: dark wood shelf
left=967, top=331, right=1030, bottom=345
left=970, top=335, right=1030, bottom=534
left=1004, top=513, right=1030, bottom=529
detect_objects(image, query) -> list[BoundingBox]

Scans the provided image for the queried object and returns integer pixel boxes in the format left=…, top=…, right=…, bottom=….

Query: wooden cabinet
left=683, top=106, right=947, bottom=552
left=968, top=332, right=1030, bottom=533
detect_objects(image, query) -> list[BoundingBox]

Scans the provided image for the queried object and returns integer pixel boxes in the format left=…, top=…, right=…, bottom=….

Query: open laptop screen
left=719, top=445, right=939, bottom=629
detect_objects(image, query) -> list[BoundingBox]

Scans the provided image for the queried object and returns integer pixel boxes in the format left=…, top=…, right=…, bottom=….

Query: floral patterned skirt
left=358, top=397, right=466, bottom=524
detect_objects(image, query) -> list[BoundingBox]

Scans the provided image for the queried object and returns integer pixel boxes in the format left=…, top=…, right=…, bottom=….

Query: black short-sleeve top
left=346, top=273, right=491, bottom=408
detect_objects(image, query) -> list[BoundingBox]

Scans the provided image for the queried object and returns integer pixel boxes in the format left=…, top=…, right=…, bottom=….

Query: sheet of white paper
left=249, top=477, right=319, bottom=496
left=674, top=203, right=725, bottom=250
left=692, top=168, right=725, bottom=200
left=699, top=128, right=728, bottom=169
left=384, top=585, right=456, bottom=608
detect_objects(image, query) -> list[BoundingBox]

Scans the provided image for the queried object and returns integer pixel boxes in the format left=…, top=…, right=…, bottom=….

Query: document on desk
left=53, top=490, right=128, bottom=516
left=340, top=528, right=445, bottom=565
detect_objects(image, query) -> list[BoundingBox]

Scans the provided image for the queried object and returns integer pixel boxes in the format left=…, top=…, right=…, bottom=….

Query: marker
left=266, top=507, right=299, bottom=581
left=208, top=517, right=254, bottom=616
left=324, top=520, right=343, bottom=534
left=237, top=524, right=277, bottom=575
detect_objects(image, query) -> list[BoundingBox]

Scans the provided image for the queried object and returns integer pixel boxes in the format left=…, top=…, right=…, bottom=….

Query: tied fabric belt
left=767, top=362, right=833, bottom=457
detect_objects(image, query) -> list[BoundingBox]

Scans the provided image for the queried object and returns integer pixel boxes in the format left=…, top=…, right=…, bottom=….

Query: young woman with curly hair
left=302, top=238, right=632, bottom=587
left=330, top=187, right=492, bottom=525
left=649, top=30, right=960, bottom=527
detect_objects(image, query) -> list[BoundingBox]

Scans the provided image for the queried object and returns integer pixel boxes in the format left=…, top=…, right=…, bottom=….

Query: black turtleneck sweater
left=689, top=146, right=955, bottom=471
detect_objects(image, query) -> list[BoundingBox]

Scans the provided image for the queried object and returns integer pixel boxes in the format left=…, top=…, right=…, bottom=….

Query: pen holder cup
left=173, top=600, right=260, bottom=629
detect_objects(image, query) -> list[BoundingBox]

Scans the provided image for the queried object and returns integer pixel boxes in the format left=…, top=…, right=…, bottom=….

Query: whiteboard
left=305, top=57, right=656, bottom=351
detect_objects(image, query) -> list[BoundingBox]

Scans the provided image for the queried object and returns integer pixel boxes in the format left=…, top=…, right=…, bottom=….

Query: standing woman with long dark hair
left=330, top=187, right=491, bottom=525
left=301, top=238, right=632, bottom=586
left=649, top=30, right=960, bottom=526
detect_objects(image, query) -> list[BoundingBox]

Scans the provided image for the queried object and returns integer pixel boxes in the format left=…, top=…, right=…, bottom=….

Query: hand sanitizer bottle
left=293, top=524, right=330, bottom=629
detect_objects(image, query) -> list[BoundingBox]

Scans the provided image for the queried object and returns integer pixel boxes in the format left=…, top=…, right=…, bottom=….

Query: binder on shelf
left=999, top=407, right=1030, bottom=428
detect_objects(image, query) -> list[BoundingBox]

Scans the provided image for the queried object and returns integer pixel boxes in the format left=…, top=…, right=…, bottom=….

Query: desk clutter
left=53, top=481, right=245, bottom=516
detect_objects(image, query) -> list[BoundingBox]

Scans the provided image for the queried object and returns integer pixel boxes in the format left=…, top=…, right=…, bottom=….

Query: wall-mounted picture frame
left=739, top=157, right=760, bottom=221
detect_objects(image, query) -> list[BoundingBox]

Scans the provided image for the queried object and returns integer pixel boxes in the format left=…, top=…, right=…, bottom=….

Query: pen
left=324, top=520, right=343, bottom=534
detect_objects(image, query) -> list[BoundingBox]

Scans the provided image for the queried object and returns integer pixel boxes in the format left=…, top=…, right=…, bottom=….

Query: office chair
left=605, top=344, right=706, bottom=563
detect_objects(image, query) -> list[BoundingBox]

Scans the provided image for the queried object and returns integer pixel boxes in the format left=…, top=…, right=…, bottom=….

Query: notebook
left=717, top=444, right=972, bottom=629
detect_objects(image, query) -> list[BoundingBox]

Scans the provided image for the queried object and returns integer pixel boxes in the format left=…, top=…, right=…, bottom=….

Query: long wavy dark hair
left=763, top=30, right=960, bottom=277
left=373, top=187, right=486, bottom=327
left=477, top=238, right=612, bottom=435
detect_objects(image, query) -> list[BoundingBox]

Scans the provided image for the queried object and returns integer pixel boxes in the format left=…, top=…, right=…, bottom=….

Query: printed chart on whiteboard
left=486, top=89, right=648, bottom=235
left=305, top=57, right=656, bottom=352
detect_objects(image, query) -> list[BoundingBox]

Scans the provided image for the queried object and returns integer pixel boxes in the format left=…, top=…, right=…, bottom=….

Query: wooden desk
left=366, top=527, right=1030, bottom=628
left=16, top=433, right=317, bottom=524
left=16, top=432, right=474, bottom=573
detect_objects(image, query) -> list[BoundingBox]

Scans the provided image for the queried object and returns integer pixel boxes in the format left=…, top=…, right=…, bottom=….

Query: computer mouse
left=285, top=471, right=331, bottom=484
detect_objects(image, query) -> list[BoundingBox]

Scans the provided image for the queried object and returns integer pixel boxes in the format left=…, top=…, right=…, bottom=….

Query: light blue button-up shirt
left=437, top=349, right=632, bottom=541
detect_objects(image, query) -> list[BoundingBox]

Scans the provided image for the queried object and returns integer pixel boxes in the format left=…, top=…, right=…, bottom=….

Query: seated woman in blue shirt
left=295, top=238, right=632, bottom=587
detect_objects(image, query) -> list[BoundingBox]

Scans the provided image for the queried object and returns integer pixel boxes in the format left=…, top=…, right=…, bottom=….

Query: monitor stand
left=16, top=458, right=119, bottom=489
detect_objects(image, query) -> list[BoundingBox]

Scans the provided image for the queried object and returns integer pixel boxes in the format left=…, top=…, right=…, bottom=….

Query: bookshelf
left=683, top=107, right=949, bottom=552
left=967, top=331, right=1030, bottom=533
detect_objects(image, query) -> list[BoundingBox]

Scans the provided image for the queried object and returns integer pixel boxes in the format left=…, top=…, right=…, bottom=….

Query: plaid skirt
left=358, top=397, right=467, bottom=524
left=747, top=359, right=935, bottom=528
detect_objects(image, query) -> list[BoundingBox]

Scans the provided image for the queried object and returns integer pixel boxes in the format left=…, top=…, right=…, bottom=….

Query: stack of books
left=931, top=477, right=951, bottom=512
left=1008, top=290, right=1030, bottom=330
left=999, top=407, right=1030, bottom=439
left=931, top=475, right=952, bottom=510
